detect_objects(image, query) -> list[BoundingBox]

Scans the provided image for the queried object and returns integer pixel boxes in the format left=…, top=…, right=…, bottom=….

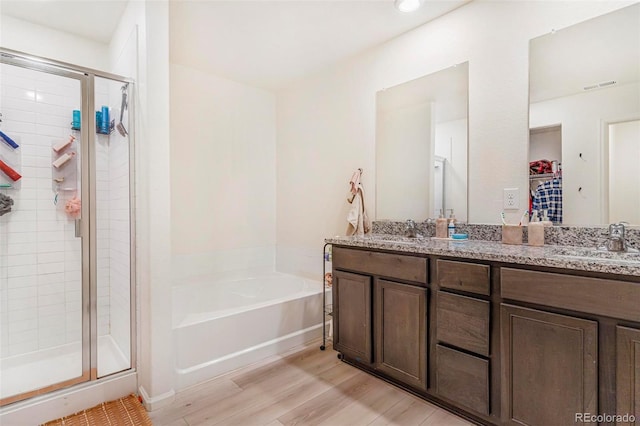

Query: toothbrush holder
left=502, top=225, right=523, bottom=245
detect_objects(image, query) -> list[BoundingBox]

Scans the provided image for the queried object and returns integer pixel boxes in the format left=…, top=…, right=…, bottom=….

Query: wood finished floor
left=149, top=342, right=473, bottom=426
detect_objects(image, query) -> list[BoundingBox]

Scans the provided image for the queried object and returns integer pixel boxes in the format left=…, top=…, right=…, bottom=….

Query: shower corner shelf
left=320, top=243, right=333, bottom=351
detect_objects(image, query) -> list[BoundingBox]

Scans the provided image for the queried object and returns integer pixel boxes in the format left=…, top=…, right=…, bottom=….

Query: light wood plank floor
left=149, top=341, right=474, bottom=426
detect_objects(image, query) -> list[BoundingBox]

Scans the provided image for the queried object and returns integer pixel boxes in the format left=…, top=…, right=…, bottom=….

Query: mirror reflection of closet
left=529, top=125, right=562, bottom=223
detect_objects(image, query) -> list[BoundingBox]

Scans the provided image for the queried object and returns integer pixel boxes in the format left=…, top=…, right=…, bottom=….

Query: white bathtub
left=172, top=272, right=325, bottom=390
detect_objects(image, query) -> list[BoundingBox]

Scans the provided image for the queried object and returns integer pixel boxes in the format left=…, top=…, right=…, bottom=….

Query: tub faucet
left=605, top=222, right=627, bottom=252
left=405, top=219, right=421, bottom=238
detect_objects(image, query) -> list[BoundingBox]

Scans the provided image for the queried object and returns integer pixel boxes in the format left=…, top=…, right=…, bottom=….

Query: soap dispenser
left=528, top=210, right=545, bottom=246
left=436, top=209, right=448, bottom=239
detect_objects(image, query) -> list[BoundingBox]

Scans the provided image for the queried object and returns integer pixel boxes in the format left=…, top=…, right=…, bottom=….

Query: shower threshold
left=0, top=335, right=129, bottom=402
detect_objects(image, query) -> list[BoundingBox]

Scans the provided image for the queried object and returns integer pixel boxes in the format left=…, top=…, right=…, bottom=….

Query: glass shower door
left=0, top=60, right=90, bottom=405
left=93, top=76, right=132, bottom=378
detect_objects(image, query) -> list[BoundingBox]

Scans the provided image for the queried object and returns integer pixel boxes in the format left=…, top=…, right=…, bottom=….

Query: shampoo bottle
left=436, top=209, right=448, bottom=239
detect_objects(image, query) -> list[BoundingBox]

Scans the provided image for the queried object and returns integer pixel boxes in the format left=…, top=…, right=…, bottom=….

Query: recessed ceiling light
left=394, top=0, right=423, bottom=13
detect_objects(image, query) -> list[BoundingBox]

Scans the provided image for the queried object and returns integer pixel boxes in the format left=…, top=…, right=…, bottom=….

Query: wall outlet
left=503, top=188, right=520, bottom=210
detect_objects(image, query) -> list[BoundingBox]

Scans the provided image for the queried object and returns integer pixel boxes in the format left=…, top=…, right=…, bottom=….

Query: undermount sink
left=368, top=236, right=425, bottom=246
left=551, top=246, right=640, bottom=264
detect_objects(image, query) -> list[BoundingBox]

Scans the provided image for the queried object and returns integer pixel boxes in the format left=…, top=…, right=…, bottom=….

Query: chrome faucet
left=405, top=219, right=421, bottom=238
left=605, top=223, right=627, bottom=252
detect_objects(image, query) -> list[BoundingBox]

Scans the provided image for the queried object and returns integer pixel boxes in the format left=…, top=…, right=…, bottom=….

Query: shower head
left=116, top=86, right=128, bottom=137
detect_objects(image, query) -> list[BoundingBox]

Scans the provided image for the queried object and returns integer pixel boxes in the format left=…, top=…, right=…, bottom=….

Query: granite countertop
left=325, top=234, right=640, bottom=277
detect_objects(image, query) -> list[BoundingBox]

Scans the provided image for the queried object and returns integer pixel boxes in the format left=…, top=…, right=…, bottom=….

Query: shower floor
left=0, top=335, right=129, bottom=402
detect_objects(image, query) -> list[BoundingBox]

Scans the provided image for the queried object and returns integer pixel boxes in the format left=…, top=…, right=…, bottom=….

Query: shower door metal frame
left=0, top=48, right=137, bottom=405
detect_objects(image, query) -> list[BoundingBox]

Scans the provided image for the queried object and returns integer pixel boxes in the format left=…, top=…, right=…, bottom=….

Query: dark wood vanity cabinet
left=617, top=326, right=640, bottom=425
left=375, top=278, right=427, bottom=390
left=332, top=247, right=428, bottom=390
left=332, top=270, right=373, bottom=364
left=332, top=244, right=640, bottom=426
left=501, top=303, right=598, bottom=425
left=433, top=259, right=494, bottom=419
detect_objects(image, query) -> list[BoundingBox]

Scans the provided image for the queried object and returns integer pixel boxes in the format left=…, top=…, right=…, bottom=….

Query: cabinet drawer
left=501, top=268, right=640, bottom=322
left=437, top=292, right=490, bottom=356
left=436, top=344, right=489, bottom=416
left=437, top=260, right=490, bottom=295
left=333, top=246, right=427, bottom=284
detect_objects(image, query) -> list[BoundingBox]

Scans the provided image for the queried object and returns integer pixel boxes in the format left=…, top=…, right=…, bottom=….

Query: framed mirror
left=529, top=4, right=640, bottom=225
left=376, top=62, right=468, bottom=222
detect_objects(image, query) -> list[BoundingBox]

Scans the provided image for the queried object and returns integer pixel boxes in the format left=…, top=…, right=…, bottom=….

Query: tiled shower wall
left=0, top=64, right=83, bottom=358
left=0, top=66, right=131, bottom=361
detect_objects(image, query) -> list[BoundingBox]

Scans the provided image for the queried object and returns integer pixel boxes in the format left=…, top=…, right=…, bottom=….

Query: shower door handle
left=75, top=219, right=82, bottom=238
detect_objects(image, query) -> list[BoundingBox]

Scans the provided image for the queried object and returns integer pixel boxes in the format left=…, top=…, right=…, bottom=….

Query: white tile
left=6, top=221, right=37, bottom=233
left=37, top=262, right=64, bottom=275
left=7, top=254, right=37, bottom=266
left=8, top=297, right=37, bottom=311
left=38, top=303, right=65, bottom=316
left=38, top=251, right=65, bottom=264
left=7, top=264, right=37, bottom=278
left=37, top=273, right=65, bottom=285
left=7, top=243, right=36, bottom=256
left=8, top=287, right=38, bottom=300
left=9, top=340, right=38, bottom=356
left=37, top=221, right=65, bottom=233
left=7, top=276, right=37, bottom=289
left=38, top=282, right=65, bottom=296
left=8, top=318, right=38, bottom=333
left=8, top=307, right=38, bottom=321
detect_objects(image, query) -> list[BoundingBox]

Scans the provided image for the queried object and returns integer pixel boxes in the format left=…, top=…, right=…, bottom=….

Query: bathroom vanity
left=326, top=235, right=640, bottom=426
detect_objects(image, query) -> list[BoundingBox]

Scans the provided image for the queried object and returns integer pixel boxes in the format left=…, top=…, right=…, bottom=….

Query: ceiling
left=169, top=0, right=471, bottom=90
left=0, top=0, right=470, bottom=90
left=530, top=3, right=640, bottom=103
left=0, top=0, right=129, bottom=44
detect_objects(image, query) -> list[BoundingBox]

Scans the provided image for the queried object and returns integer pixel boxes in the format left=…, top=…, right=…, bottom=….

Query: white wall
left=109, top=0, right=174, bottom=410
left=170, top=63, right=277, bottom=278
left=530, top=81, right=640, bottom=224
left=0, top=15, right=108, bottom=72
left=276, top=0, right=634, bottom=277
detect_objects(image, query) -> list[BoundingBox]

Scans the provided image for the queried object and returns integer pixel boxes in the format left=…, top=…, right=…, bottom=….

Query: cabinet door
left=333, top=270, right=373, bottom=364
left=501, top=304, right=598, bottom=426
left=617, top=326, right=640, bottom=426
left=375, top=279, right=427, bottom=390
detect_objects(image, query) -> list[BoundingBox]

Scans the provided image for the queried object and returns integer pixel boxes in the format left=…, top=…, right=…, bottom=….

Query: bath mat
left=41, top=394, right=152, bottom=426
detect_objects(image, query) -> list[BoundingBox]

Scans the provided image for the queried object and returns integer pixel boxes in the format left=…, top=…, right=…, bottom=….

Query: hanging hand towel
left=347, top=168, right=362, bottom=201
left=346, top=183, right=371, bottom=236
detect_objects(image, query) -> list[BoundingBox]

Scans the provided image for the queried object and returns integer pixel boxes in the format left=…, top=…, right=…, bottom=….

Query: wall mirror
left=376, top=62, right=468, bottom=223
left=529, top=3, right=640, bottom=226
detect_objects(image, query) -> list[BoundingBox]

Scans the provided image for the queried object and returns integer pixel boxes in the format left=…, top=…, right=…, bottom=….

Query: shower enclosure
left=0, top=50, right=135, bottom=406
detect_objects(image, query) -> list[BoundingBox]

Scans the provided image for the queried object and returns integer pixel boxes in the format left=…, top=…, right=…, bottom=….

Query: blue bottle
left=72, top=110, right=81, bottom=130
left=100, top=106, right=110, bottom=134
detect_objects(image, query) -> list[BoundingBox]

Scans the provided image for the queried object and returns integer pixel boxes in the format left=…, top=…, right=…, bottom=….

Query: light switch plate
left=503, top=188, right=520, bottom=210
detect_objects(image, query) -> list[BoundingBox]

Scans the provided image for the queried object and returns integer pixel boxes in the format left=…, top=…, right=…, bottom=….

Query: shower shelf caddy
left=320, top=242, right=333, bottom=351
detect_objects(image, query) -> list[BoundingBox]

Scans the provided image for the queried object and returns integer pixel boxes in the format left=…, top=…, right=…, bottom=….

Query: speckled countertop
left=325, top=234, right=640, bottom=277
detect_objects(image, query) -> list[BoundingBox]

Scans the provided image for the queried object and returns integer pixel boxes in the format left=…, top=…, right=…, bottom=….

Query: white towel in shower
left=346, top=183, right=370, bottom=236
